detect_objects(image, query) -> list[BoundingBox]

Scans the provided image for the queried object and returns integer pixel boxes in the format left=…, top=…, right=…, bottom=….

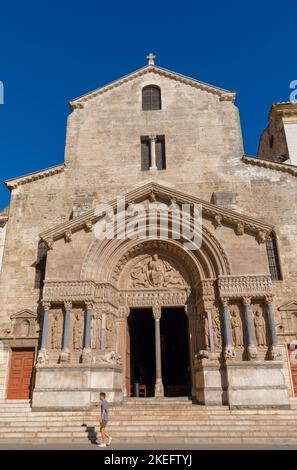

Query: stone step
left=2, top=411, right=297, bottom=420
left=1, top=436, right=297, bottom=444
left=2, top=422, right=297, bottom=431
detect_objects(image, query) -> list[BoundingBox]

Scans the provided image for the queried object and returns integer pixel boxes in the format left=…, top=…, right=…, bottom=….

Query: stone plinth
left=32, top=364, right=123, bottom=409
left=194, top=359, right=228, bottom=405
left=225, top=361, right=290, bottom=409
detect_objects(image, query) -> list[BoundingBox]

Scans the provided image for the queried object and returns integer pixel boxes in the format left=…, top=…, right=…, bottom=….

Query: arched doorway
left=160, top=307, right=191, bottom=397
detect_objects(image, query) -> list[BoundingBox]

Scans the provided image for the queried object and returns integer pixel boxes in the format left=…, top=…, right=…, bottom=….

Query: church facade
left=1, top=55, right=297, bottom=410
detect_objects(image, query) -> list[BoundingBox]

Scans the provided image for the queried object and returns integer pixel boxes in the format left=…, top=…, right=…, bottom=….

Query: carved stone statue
left=105, top=315, right=115, bottom=349
left=231, top=309, right=243, bottom=347
left=101, top=350, right=121, bottom=365
left=91, top=314, right=101, bottom=350
left=254, top=309, right=266, bottom=346
left=73, top=313, right=83, bottom=350
left=212, top=312, right=222, bottom=349
left=50, top=313, right=61, bottom=350
left=203, top=312, right=209, bottom=349
left=147, top=254, right=166, bottom=287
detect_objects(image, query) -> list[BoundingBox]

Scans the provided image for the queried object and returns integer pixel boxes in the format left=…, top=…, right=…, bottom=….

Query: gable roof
left=69, top=64, right=236, bottom=109
left=4, top=163, right=65, bottom=190
left=242, top=155, right=297, bottom=176
left=39, top=182, right=274, bottom=249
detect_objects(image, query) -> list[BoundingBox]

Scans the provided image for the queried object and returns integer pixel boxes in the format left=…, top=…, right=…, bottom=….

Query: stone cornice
left=269, top=102, right=297, bottom=121
left=242, top=155, right=297, bottom=177
left=4, top=164, right=65, bottom=190
left=69, top=65, right=236, bottom=109
left=39, top=182, right=274, bottom=249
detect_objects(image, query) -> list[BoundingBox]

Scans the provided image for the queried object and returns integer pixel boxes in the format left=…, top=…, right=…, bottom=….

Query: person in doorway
left=97, top=392, right=112, bottom=447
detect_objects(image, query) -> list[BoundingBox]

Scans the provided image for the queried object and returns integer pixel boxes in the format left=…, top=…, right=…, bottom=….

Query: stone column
left=186, top=305, right=197, bottom=397
left=100, top=312, right=107, bottom=351
left=153, top=306, right=164, bottom=397
left=149, top=135, right=157, bottom=170
left=37, top=302, right=50, bottom=364
left=242, top=297, right=257, bottom=360
left=116, top=308, right=128, bottom=397
left=40, top=302, right=50, bottom=350
left=82, top=302, right=92, bottom=363
left=265, top=295, right=281, bottom=360
left=60, top=301, right=71, bottom=362
left=221, top=298, right=235, bottom=360
left=206, top=310, right=215, bottom=352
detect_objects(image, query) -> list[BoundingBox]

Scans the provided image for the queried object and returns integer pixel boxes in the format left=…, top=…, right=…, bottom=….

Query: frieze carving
left=43, top=281, right=95, bottom=302
left=123, top=289, right=191, bottom=308
left=218, top=275, right=273, bottom=299
left=129, top=254, right=187, bottom=289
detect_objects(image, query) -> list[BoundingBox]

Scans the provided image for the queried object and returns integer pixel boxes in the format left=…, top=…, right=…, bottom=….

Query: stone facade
left=0, top=57, right=297, bottom=409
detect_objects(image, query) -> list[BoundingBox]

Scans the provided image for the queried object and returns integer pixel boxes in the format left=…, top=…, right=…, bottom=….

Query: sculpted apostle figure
left=50, top=313, right=61, bottom=350
left=254, top=309, right=266, bottom=346
left=231, top=310, right=243, bottom=347
left=73, top=313, right=83, bottom=350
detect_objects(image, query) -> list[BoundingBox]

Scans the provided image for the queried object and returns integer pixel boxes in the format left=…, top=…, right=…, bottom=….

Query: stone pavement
left=0, top=443, right=297, bottom=450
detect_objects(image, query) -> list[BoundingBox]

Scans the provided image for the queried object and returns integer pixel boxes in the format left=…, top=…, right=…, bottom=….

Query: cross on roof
left=146, top=53, right=156, bottom=65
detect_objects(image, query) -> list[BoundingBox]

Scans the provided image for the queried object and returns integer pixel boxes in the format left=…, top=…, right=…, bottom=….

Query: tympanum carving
left=129, top=254, right=187, bottom=289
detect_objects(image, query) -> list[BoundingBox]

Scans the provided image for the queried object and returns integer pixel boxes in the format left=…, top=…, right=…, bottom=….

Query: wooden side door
left=7, top=348, right=35, bottom=399
left=125, top=322, right=131, bottom=397
left=289, top=348, right=297, bottom=396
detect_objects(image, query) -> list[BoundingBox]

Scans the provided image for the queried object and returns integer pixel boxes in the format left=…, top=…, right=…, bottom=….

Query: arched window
left=266, top=233, right=282, bottom=280
left=142, top=85, right=161, bottom=110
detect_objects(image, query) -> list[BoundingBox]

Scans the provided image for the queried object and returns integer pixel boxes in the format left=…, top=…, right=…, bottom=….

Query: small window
left=141, top=136, right=166, bottom=171
left=266, top=233, right=282, bottom=280
left=141, top=138, right=150, bottom=170
left=142, top=86, right=161, bottom=110
left=269, top=135, right=274, bottom=148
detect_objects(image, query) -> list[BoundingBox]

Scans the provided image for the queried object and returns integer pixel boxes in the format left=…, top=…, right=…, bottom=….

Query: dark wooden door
left=7, top=348, right=35, bottom=399
left=289, top=348, right=297, bottom=396
left=126, top=323, right=131, bottom=396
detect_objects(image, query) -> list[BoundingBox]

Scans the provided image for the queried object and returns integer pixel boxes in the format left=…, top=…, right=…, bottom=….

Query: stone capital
left=85, top=301, right=94, bottom=310
left=242, top=296, right=252, bottom=306
left=118, top=306, right=129, bottom=318
left=153, top=306, right=161, bottom=320
left=265, top=295, right=274, bottom=305
left=42, top=301, right=51, bottom=310
left=64, top=301, right=72, bottom=310
left=221, top=297, right=229, bottom=307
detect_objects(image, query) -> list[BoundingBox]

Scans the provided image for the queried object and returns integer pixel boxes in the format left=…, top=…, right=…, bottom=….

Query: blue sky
left=1, top=0, right=296, bottom=209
